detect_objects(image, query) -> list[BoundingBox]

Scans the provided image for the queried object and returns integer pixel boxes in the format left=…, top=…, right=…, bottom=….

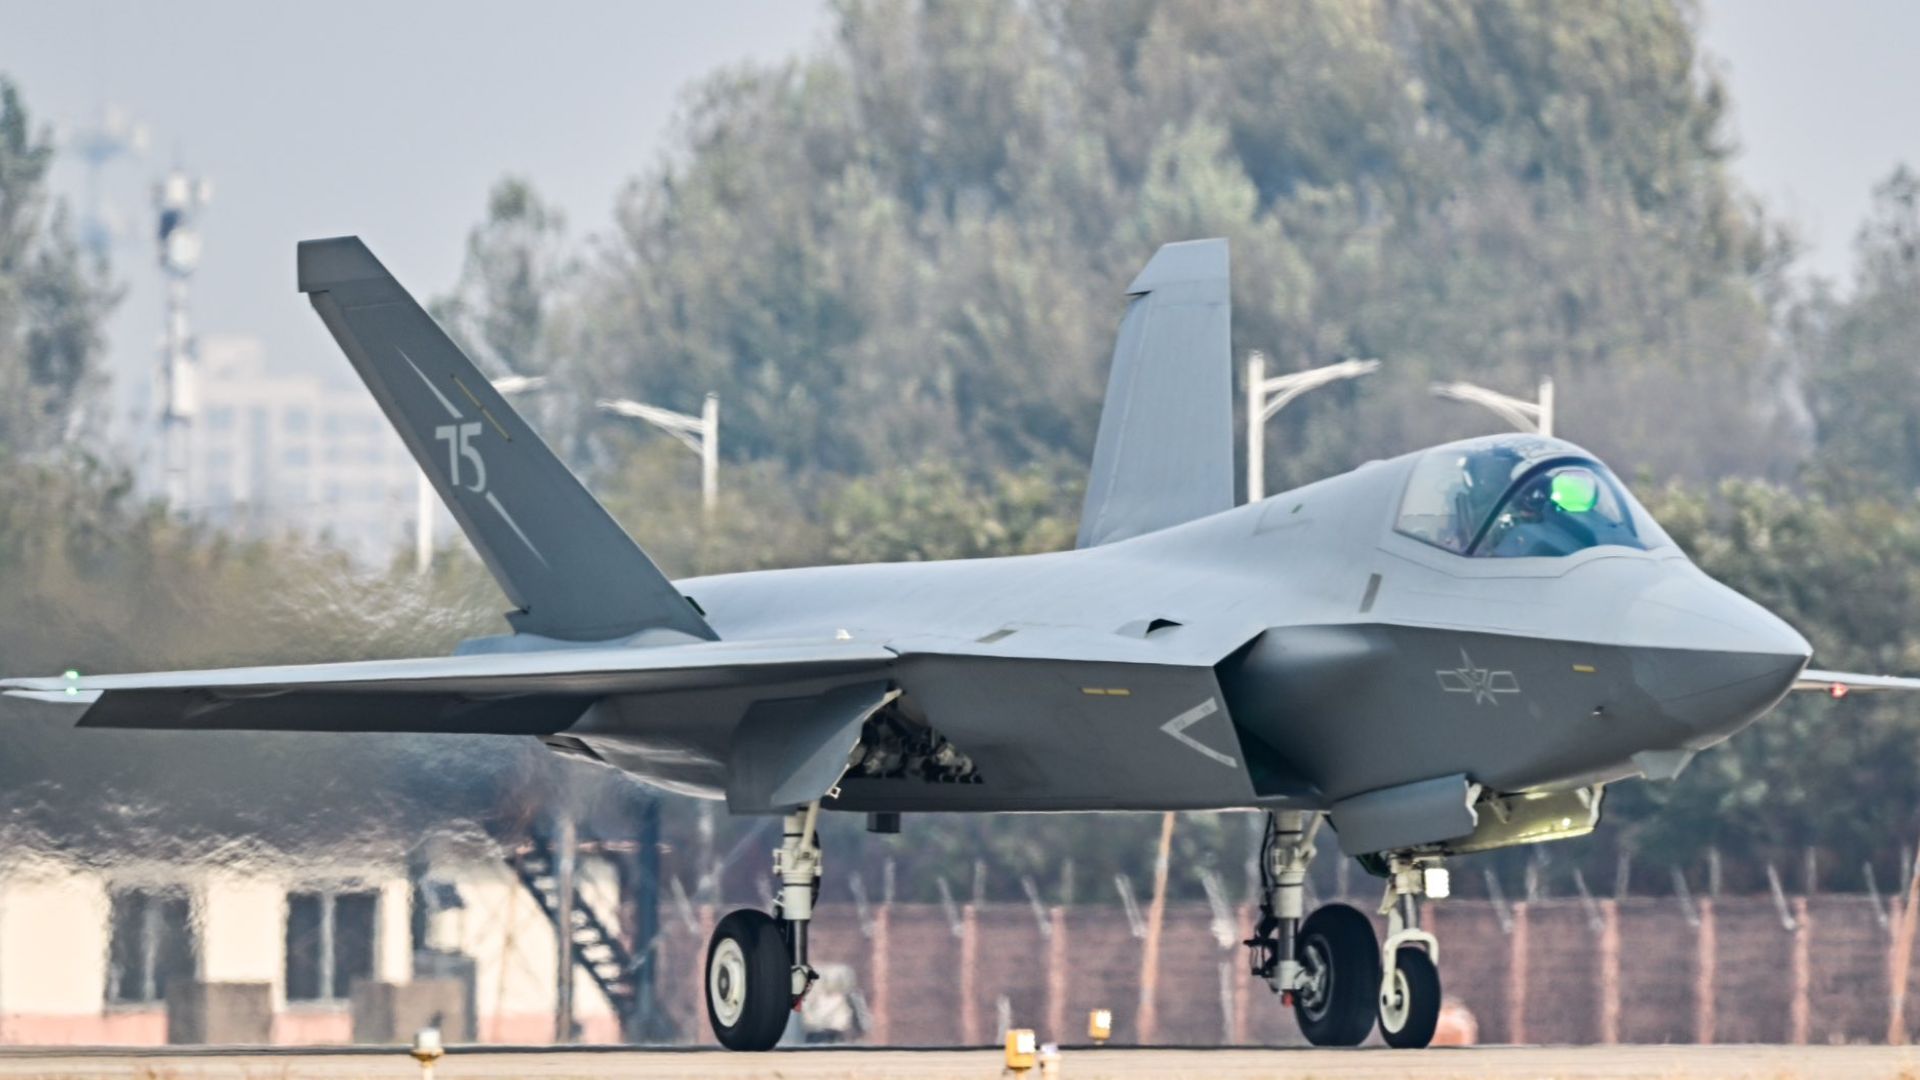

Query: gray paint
left=8, top=237, right=1903, bottom=855
left=299, top=237, right=716, bottom=643
left=725, top=682, right=895, bottom=814
left=1328, top=774, right=1479, bottom=856
left=1076, top=238, right=1233, bottom=548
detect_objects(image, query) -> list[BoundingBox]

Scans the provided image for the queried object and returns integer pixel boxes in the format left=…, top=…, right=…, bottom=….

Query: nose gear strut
left=1242, top=812, right=1446, bottom=1048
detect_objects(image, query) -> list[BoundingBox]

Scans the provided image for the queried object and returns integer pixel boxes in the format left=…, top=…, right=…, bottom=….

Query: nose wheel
left=1378, top=945, right=1441, bottom=1048
left=1374, top=854, right=1444, bottom=1049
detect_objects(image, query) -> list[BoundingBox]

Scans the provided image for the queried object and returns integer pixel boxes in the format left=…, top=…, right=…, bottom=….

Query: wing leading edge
left=1793, top=669, right=1920, bottom=696
left=0, top=641, right=893, bottom=734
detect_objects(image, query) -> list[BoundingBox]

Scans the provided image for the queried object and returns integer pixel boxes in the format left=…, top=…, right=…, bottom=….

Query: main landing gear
left=1244, top=812, right=1444, bottom=1048
left=705, top=802, right=824, bottom=1050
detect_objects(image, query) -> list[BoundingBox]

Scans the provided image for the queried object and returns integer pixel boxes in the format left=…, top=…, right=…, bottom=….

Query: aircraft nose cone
left=1629, top=572, right=1810, bottom=737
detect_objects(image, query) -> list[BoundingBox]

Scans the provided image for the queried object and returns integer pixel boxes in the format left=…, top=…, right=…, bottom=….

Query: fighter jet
left=7, top=236, right=1916, bottom=1051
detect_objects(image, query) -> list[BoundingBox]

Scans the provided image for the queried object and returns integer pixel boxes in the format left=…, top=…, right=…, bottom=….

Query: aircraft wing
left=1793, top=669, right=1920, bottom=696
left=0, top=641, right=894, bottom=734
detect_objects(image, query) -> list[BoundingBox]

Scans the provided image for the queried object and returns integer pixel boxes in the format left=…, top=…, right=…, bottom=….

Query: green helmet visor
left=1549, top=470, right=1600, bottom=513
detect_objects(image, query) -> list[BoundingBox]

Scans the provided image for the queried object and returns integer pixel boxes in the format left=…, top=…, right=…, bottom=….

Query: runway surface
left=1, top=1045, right=1917, bottom=1080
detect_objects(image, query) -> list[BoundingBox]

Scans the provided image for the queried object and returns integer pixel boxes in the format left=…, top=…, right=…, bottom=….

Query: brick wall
left=645, top=896, right=1920, bottom=1046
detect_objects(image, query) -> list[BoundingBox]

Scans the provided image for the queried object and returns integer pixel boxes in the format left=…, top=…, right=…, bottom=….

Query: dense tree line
left=8, top=0, right=1920, bottom=900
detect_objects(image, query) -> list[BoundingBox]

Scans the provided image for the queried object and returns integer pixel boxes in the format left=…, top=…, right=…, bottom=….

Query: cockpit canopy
left=1394, top=436, right=1668, bottom=558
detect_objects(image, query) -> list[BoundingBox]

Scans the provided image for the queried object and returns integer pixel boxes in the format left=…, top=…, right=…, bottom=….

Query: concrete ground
left=1, top=1045, right=1918, bottom=1080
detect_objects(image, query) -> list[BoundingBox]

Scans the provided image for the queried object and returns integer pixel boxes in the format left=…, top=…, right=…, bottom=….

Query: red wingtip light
left=1829, top=682, right=1850, bottom=700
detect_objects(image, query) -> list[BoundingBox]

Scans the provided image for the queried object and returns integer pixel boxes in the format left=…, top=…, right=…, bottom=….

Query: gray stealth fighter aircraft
left=6, top=236, right=1917, bottom=1051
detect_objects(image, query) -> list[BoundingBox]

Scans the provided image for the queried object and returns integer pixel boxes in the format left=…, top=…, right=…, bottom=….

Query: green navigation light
left=1550, top=471, right=1599, bottom=513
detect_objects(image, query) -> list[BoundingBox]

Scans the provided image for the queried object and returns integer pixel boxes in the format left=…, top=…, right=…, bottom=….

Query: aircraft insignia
left=1436, top=648, right=1520, bottom=705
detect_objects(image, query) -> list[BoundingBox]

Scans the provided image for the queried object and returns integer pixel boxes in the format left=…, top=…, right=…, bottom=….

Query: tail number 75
left=435, top=422, right=488, bottom=493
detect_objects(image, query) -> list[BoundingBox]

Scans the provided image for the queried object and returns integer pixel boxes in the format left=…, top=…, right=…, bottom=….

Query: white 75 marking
left=434, top=421, right=487, bottom=492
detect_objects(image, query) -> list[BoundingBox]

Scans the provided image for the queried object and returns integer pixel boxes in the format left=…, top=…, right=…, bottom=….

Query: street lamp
left=598, top=393, right=720, bottom=514
left=1246, top=351, right=1381, bottom=502
left=415, top=375, right=548, bottom=573
left=1430, top=376, right=1555, bottom=438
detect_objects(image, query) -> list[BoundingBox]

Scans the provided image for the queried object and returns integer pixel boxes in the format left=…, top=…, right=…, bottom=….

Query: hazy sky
left=1698, top=0, right=1920, bottom=285
left=0, top=0, right=830, bottom=408
left=1, top=0, right=1915, bottom=408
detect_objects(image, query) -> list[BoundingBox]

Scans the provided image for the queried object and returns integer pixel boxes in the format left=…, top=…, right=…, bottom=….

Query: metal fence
left=646, top=892, right=1920, bottom=1046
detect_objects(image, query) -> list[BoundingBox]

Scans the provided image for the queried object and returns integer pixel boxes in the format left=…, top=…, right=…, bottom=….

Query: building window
left=107, top=888, right=198, bottom=1004
left=285, top=890, right=378, bottom=1002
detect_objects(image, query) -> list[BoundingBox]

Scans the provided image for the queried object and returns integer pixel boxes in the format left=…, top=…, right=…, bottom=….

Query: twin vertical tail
left=297, top=237, right=716, bottom=643
left=1076, top=238, right=1234, bottom=548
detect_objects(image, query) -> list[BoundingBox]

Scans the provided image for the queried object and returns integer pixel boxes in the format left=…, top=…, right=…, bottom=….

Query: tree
left=0, top=78, right=119, bottom=455
left=1804, top=166, right=1920, bottom=501
left=569, top=0, right=1790, bottom=491
left=433, top=176, right=573, bottom=379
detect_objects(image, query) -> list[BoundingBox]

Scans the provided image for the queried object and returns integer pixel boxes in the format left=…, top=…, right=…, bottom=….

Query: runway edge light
left=409, top=1027, right=444, bottom=1080
left=1005, top=1028, right=1038, bottom=1074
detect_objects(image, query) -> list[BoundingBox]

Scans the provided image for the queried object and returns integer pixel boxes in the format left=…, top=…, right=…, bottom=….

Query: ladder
left=505, top=828, right=644, bottom=1027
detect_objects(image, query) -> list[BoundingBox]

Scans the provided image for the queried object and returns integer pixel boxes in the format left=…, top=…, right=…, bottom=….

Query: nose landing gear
left=1244, top=813, right=1444, bottom=1048
left=704, top=801, right=825, bottom=1051
left=1376, top=854, right=1443, bottom=1049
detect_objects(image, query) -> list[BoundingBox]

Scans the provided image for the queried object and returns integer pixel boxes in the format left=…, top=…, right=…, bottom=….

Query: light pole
left=1246, top=351, right=1380, bottom=502
left=1430, top=376, right=1555, bottom=438
left=415, top=375, right=548, bottom=573
left=597, top=393, right=720, bottom=515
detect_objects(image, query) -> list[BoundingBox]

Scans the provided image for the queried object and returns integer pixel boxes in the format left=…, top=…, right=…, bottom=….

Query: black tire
left=1292, top=902, right=1380, bottom=1047
left=1378, top=947, right=1441, bottom=1049
left=705, top=908, right=792, bottom=1051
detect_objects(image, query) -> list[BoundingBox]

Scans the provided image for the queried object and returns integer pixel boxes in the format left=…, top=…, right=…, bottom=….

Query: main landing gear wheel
left=705, top=909, right=791, bottom=1051
left=1378, top=946, right=1441, bottom=1048
left=1292, top=903, right=1380, bottom=1047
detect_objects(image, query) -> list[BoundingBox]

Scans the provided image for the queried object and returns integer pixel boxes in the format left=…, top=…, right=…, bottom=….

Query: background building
left=183, top=336, right=422, bottom=563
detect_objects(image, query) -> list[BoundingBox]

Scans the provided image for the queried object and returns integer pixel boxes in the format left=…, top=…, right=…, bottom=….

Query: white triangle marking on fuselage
left=1161, top=697, right=1238, bottom=769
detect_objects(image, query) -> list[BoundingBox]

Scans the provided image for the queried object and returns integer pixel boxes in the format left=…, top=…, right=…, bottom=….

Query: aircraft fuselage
left=563, top=437, right=1811, bottom=815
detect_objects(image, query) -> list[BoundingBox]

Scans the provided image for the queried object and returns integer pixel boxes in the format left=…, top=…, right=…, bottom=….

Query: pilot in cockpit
left=1397, top=436, right=1659, bottom=559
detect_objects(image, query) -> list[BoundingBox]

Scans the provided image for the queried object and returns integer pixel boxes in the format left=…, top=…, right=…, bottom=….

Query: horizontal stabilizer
left=298, top=236, right=714, bottom=643
left=1077, top=239, right=1234, bottom=548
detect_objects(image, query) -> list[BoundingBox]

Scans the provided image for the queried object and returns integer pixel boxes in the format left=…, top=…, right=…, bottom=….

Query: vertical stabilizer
left=1076, top=239, right=1234, bottom=548
left=297, top=236, right=716, bottom=643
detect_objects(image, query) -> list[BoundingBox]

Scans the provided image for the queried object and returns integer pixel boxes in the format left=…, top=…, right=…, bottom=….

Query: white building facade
left=180, top=336, right=424, bottom=564
left=0, top=855, right=621, bottom=1045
